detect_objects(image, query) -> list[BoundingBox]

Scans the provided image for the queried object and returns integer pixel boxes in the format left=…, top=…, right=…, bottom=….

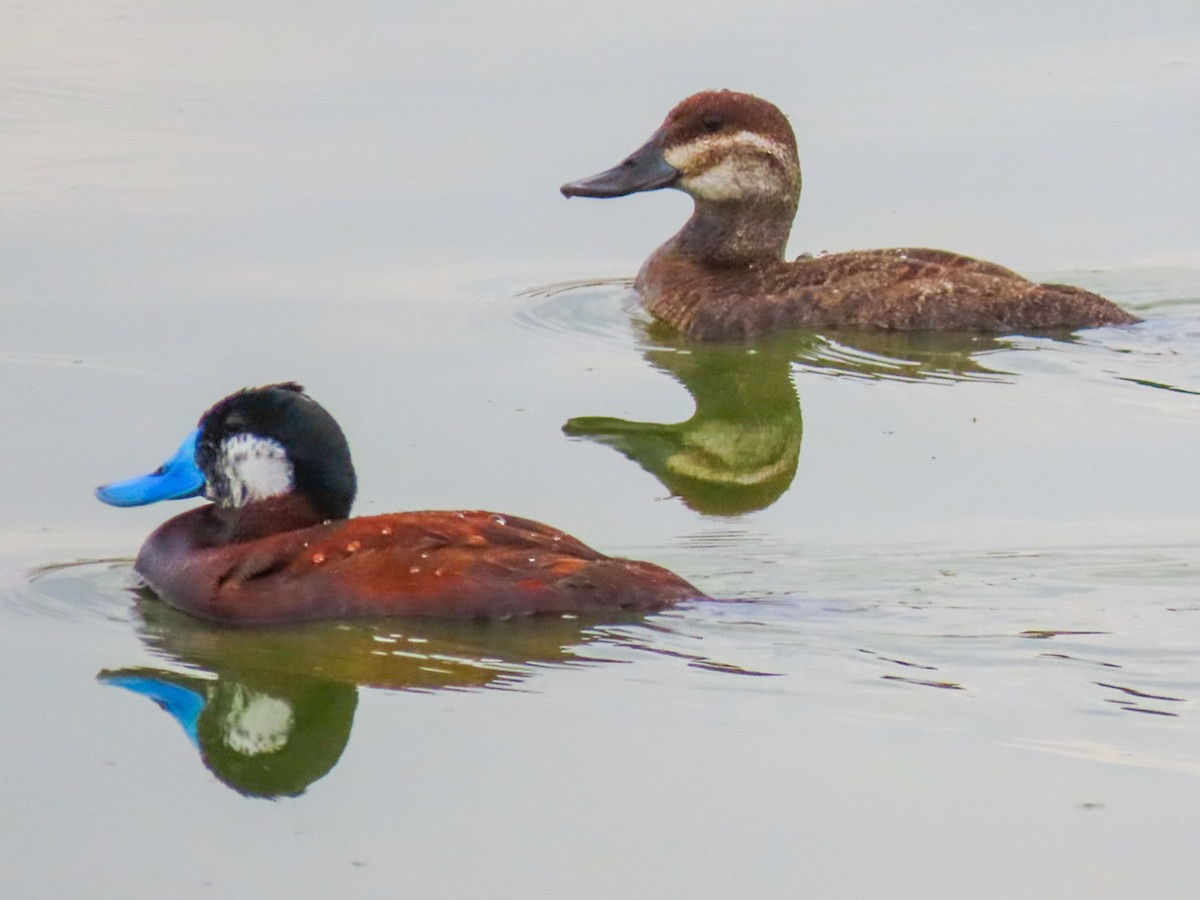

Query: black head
left=195, top=383, right=357, bottom=521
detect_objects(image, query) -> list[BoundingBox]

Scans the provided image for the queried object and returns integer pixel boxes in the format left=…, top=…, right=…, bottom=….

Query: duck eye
left=702, top=114, right=723, bottom=133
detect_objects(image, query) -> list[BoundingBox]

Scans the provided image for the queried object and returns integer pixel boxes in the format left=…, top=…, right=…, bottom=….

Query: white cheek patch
left=679, top=157, right=779, bottom=201
left=215, top=433, right=294, bottom=507
left=665, top=130, right=797, bottom=202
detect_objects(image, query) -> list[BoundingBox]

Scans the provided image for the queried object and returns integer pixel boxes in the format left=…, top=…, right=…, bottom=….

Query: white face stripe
left=664, top=130, right=798, bottom=202
left=664, top=130, right=796, bottom=174
left=211, top=433, right=294, bottom=507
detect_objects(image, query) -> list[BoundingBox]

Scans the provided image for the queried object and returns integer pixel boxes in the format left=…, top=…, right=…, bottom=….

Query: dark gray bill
left=560, top=132, right=679, bottom=198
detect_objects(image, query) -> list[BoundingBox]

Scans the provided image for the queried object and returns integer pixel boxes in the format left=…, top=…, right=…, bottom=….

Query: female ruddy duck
left=96, top=383, right=703, bottom=624
left=561, top=90, right=1138, bottom=340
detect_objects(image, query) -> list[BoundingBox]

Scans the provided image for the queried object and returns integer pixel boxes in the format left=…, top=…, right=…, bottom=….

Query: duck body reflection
left=101, top=588, right=643, bottom=797
left=565, top=321, right=1011, bottom=514
left=96, top=383, right=704, bottom=624
left=567, top=338, right=802, bottom=515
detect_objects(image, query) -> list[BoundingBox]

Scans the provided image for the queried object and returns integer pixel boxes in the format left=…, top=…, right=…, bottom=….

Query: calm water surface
left=3, top=2, right=1200, bottom=898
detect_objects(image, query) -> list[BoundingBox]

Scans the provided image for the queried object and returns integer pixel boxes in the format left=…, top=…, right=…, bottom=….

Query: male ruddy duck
left=561, top=90, right=1139, bottom=340
left=96, top=383, right=703, bottom=624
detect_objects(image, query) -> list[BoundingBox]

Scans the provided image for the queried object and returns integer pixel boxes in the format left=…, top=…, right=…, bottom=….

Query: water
left=3, top=2, right=1200, bottom=897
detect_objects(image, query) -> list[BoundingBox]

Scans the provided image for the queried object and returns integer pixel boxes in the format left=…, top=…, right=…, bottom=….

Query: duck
left=560, top=90, right=1139, bottom=340
left=95, top=383, right=704, bottom=624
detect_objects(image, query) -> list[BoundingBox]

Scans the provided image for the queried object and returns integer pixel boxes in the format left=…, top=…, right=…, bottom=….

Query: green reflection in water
left=566, top=323, right=1011, bottom=516
left=101, top=666, right=357, bottom=801
left=100, top=589, right=641, bottom=798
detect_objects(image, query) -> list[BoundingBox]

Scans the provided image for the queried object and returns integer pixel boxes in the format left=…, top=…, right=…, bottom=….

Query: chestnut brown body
left=136, top=506, right=704, bottom=624
left=638, top=246, right=1137, bottom=340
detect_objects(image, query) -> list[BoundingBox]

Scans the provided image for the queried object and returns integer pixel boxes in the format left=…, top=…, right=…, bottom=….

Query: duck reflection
left=565, top=322, right=1009, bottom=515
left=100, top=588, right=642, bottom=798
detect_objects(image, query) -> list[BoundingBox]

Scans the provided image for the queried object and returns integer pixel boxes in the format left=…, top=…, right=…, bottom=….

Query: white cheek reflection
left=222, top=686, right=295, bottom=757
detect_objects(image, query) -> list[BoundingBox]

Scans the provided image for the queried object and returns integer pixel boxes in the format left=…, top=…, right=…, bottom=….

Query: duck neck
left=206, top=493, right=330, bottom=545
left=666, top=196, right=797, bottom=268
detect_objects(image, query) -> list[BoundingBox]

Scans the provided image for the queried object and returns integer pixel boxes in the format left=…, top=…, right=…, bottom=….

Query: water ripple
left=513, top=277, right=641, bottom=344
left=8, top=557, right=137, bottom=626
